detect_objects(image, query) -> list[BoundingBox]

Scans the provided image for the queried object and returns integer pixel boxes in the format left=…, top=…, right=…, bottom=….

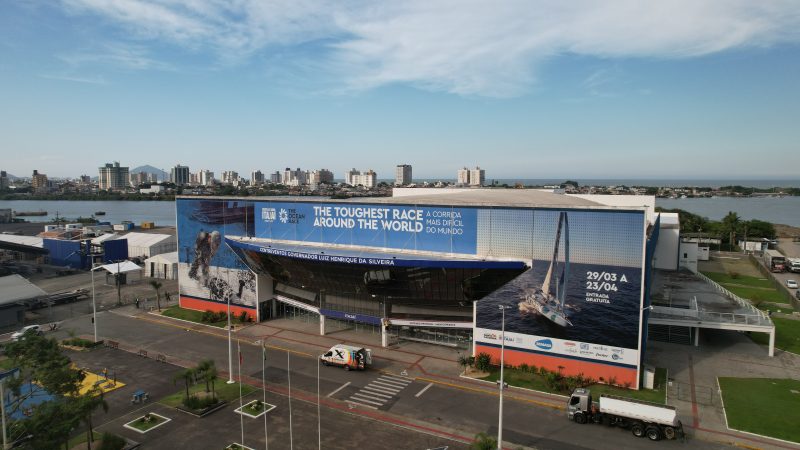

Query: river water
left=0, top=200, right=175, bottom=226
left=2, top=196, right=800, bottom=228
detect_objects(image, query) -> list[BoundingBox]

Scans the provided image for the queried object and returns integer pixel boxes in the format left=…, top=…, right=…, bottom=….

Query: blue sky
left=1, top=1, right=799, bottom=180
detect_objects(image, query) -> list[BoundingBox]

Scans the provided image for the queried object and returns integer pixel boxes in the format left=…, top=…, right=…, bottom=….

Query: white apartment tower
left=99, top=162, right=129, bottom=190
left=457, top=167, right=470, bottom=186
left=395, top=164, right=412, bottom=186
left=469, top=166, right=485, bottom=186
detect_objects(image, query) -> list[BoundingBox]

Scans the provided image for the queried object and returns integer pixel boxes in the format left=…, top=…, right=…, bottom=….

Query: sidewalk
left=113, top=306, right=800, bottom=450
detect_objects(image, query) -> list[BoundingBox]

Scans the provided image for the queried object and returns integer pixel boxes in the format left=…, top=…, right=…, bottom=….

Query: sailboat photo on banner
left=519, top=211, right=572, bottom=327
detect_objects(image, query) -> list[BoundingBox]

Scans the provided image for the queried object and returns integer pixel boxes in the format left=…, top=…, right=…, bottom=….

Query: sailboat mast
left=559, top=213, right=570, bottom=309
left=541, top=212, right=564, bottom=294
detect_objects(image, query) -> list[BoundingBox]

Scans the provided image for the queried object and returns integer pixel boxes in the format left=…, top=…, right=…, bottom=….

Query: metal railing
left=695, top=271, right=772, bottom=324
left=650, top=308, right=772, bottom=327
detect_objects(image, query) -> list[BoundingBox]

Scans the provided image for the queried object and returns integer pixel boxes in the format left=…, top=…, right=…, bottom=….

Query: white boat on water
left=519, top=211, right=572, bottom=327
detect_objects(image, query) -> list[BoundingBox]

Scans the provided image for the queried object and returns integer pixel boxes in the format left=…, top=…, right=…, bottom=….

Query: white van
left=320, top=344, right=373, bottom=371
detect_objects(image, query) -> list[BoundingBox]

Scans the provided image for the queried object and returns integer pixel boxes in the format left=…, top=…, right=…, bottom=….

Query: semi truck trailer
left=567, top=388, right=683, bottom=441
left=764, top=249, right=786, bottom=273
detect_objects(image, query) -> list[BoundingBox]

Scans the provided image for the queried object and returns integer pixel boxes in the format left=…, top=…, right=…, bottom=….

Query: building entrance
left=389, top=326, right=472, bottom=349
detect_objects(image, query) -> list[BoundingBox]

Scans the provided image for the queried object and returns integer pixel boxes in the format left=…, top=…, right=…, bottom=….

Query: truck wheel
left=573, top=413, right=587, bottom=424
left=663, top=426, right=676, bottom=440
left=630, top=422, right=645, bottom=438
left=645, top=426, right=662, bottom=441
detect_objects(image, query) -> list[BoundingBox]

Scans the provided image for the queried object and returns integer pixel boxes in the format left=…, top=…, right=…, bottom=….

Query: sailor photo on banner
left=177, top=199, right=257, bottom=307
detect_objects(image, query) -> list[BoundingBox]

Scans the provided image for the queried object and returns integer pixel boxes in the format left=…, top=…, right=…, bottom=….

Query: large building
left=395, top=164, right=412, bottom=186
left=171, top=165, right=190, bottom=186
left=0, top=171, right=8, bottom=190
left=31, top=170, right=48, bottom=192
left=251, top=170, right=265, bottom=186
left=457, top=166, right=485, bottom=186
left=176, top=189, right=662, bottom=388
left=98, top=162, right=129, bottom=191
left=345, top=168, right=377, bottom=188
left=457, top=167, right=470, bottom=185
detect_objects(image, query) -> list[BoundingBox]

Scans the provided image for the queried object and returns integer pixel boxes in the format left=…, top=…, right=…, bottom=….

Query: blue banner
left=254, top=201, right=478, bottom=254
left=319, top=308, right=382, bottom=326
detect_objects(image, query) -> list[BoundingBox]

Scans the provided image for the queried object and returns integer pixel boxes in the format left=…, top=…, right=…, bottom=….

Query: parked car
left=787, top=279, right=798, bottom=289
left=10, top=325, right=42, bottom=342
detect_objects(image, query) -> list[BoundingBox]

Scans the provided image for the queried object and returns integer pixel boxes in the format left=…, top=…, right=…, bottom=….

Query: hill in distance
left=131, top=165, right=168, bottom=182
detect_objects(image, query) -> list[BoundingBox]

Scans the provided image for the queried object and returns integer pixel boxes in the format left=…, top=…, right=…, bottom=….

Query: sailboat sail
left=519, top=211, right=572, bottom=327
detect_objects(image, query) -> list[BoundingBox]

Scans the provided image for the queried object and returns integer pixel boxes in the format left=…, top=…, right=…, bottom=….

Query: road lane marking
left=350, top=394, right=385, bottom=406
left=381, top=375, right=412, bottom=384
left=362, top=384, right=399, bottom=395
left=415, top=383, right=434, bottom=398
left=327, top=381, right=351, bottom=398
left=378, top=377, right=410, bottom=387
left=415, top=376, right=564, bottom=410
left=361, top=388, right=393, bottom=399
left=371, top=381, right=401, bottom=392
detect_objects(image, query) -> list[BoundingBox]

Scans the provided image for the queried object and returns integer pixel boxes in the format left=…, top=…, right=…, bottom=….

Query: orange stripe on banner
left=475, top=344, right=639, bottom=389
left=179, top=296, right=256, bottom=322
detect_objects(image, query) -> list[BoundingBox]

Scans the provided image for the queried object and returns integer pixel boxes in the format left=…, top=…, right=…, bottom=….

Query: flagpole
left=287, top=351, right=293, bottom=450
left=238, top=340, right=244, bottom=448
left=268, top=344, right=269, bottom=450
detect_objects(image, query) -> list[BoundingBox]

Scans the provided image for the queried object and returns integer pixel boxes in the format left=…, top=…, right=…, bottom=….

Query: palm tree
left=196, top=359, right=218, bottom=400
left=174, top=368, right=195, bottom=401
left=149, top=280, right=163, bottom=311
left=722, top=211, right=741, bottom=251
left=78, top=389, right=109, bottom=449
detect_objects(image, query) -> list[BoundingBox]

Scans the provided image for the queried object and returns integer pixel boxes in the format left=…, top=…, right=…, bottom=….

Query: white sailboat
left=519, top=211, right=572, bottom=327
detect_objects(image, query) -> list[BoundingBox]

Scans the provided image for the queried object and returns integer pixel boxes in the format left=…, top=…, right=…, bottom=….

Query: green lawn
left=718, top=377, right=800, bottom=443
left=161, top=306, right=242, bottom=328
left=751, top=318, right=800, bottom=354
left=0, top=357, right=16, bottom=371
left=159, top=377, right=255, bottom=407
left=479, top=367, right=667, bottom=404
left=127, top=414, right=167, bottom=432
left=702, top=272, right=773, bottom=288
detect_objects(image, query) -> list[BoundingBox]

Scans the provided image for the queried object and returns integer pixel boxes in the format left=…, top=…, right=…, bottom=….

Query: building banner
left=254, top=201, right=478, bottom=254
left=474, top=208, right=646, bottom=387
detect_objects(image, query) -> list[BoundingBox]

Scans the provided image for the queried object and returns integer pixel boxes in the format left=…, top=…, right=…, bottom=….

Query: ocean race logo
left=535, top=339, right=553, bottom=350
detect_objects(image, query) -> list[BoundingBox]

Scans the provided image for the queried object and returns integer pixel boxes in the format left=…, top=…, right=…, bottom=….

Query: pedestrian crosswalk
left=346, top=374, right=413, bottom=409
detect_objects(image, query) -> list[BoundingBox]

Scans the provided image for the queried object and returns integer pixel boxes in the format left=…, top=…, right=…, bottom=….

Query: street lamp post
left=227, top=295, right=234, bottom=384
left=90, top=263, right=99, bottom=342
left=497, top=305, right=509, bottom=450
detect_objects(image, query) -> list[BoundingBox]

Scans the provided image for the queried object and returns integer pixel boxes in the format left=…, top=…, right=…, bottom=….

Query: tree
left=196, top=359, right=218, bottom=399
left=174, top=368, right=196, bottom=401
left=150, top=280, right=163, bottom=311
left=470, top=432, right=498, bottom=450
left=76, top=389, right=109, bottom=449
left=721, top=211, right=741, bottom=250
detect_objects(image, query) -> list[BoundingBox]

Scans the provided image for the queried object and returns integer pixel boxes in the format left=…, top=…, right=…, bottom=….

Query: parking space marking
left=415, top=383, right=434, bottom=398
left=346, top=400, right=378, bottom=410
left=327, top=381, right=351, bottom=398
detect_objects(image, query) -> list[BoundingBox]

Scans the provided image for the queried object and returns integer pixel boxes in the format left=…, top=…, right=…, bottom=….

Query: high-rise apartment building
left=171, top=165, right=190, bottom=186
left=469, top=166, right=485, bottom=187
left=198, top=170, right=214, bottom=186
left=221, top=171, right=239, bottom=185
left=345, top=169, right=377, bottom=188
left=129, top=171, right=151, bottom=187
left=31, top=170, right=48, bottom=191
left=282, top=168, right=307, bottom=186
left=308, top=169, right=334, bottom=187
left=395, top=164, right=412, bottom=186
left=456, top=166, right=485, bottom=186
left=457, top=167, right=470, bottom=185
left=98, top=162, right=129, bottom=190
left=250, top=170, right=264, bottom=186
left=269, top=171, right=281, bottom=184
left=0, top=171, right=8, bottom=190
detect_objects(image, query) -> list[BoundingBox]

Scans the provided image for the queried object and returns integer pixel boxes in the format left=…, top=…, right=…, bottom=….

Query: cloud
left=59, top=43, right=174, bottom=71
left=38, top=73, right=109, bottom=84
left=58, top=0, right=800, bottom=96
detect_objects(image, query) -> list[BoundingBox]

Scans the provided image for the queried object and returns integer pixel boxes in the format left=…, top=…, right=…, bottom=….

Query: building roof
left=0, top=274, right=47, bottom=305
left=96, top=260, right=143, bottom=274
left=144, top=252, right=178, bottom=264
left=120, top=232, right=175, bottom=248
left=0, top=234, right=43, bottom=248
left=91, top=233, right=122, bottom=244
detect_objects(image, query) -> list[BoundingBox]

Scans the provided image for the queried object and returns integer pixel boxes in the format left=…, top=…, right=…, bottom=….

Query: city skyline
left=1, top=2, right=799, bottom=179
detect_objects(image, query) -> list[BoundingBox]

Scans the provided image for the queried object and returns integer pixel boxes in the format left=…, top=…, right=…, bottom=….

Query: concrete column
left=694, top=327, right=700, bottom=346
left=381, top=323, right=389, bottom=348
left=769, top=329, right=775, bottom=357
left=270, top=298, right=277, bottom=318
left=319, top=314, right=326, bottom=336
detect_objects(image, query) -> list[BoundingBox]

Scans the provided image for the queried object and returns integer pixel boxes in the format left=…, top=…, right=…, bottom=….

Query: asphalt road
left=48, top=311, right=732, bottom=450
